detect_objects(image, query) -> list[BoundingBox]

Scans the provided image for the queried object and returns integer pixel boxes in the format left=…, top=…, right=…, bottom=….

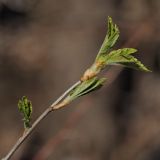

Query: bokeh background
left=0, top=0, right=159, bottom=159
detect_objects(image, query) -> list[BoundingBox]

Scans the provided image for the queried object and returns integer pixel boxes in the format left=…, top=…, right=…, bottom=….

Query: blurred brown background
left=0, top=0, right=159, bottom=159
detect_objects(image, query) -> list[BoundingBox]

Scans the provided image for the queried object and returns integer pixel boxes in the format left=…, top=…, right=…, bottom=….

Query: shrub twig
left=1, top=17, right=150, bottom=160
left=1, top=81, right=81, bottom=160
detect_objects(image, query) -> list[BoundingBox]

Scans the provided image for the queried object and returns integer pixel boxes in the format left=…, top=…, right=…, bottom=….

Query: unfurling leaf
left=81, top=17, right=151, bottom=82
left=104, top=48, right=150, bottom=72
left=81, top=17, right=120, bottom=81
left=64, top=77, right=106, bottom=103
left=96, top=16, right=119, bottom=60
left=18, top=96, right=32, bottom=129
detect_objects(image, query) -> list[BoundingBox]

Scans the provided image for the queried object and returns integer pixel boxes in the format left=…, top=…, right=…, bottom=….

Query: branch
left=1, top=81, right=81, bottom=160
left=1, top=17, right=150, bottom=160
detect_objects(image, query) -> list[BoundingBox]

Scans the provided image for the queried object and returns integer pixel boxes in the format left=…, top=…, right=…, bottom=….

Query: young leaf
left=64, top=77, right=106, bottom=103
left=104, top=48, right=150, bottom=72
left=96, top=16, right=120, bottom=60
left=81, top=17, right=151, bottom=82
left=18, top=96, right=32, bottom=129
left=81, top=17, right=120, bottom=81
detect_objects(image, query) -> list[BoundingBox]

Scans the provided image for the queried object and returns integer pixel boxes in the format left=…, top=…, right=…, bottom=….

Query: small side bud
left=18, top=96, right=33, bottom=129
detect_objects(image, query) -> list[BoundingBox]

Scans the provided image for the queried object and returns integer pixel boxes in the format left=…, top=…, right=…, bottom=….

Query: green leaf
left=104, top=48, right=150, bottom=72
left=65, top=77, right=106, bottom=103
left=81, top=17, right=150, bottom=82
left=96, top=16, right=120, bottom=60
left=18, top=96, right=32, bottom=129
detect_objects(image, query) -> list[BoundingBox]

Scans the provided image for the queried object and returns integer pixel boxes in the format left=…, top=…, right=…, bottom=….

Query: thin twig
left=51, top=81, right=81, bottom=107
left=1, top=81, right=81, bottom=160
left=33, top=99, right=92, bottom=160
left=32, top=22, right=152, bottom=160
left=2, top=19, right=151, bottom=160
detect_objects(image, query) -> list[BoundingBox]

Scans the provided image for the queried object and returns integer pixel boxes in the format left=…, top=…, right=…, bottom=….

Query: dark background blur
left=0, top=0, right=159, bottom=160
